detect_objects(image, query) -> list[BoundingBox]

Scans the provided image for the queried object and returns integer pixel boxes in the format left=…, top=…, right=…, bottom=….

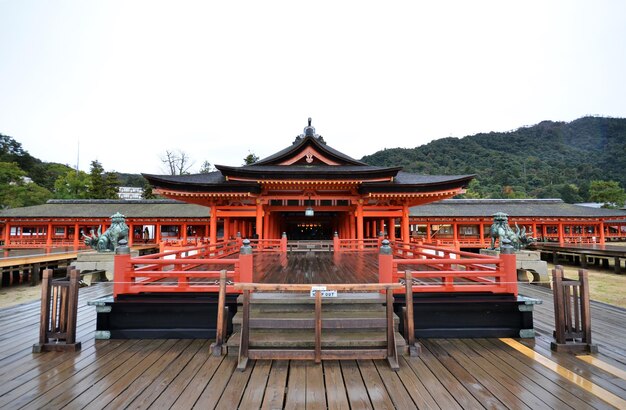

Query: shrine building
left=142, top=119, right=473, bottom=244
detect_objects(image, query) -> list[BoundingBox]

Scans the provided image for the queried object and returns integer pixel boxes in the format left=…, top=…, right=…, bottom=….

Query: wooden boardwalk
left=1, top=283, right=625, bottom=408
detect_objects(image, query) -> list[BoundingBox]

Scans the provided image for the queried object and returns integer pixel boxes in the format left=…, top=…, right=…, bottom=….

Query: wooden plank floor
left=1, top=283, right=626, bottom=408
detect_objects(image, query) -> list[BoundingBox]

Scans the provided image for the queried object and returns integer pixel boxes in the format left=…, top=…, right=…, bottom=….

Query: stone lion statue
left=489, top=212, right=535, bottom=251
left=83, top=212, right=129, bottom=252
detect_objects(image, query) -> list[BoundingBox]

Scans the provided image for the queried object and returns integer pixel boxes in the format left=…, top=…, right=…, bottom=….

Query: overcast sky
left=1, top=1, right=625, bottom=175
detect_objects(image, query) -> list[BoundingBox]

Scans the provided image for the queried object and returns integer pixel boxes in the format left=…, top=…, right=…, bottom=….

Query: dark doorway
left=281, top=212, right=337, bottom=240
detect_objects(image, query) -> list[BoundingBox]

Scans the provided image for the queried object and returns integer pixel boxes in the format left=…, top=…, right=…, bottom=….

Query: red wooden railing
left=379, top=240, right=517, bottom=295
left=248, top=235, right=287, bottom=252
left=334, top=238, right=380, bottom=252
left=113, top=240, right=245, bottom=297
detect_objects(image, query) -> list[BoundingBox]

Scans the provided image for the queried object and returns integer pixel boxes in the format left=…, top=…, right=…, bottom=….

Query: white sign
left=310, top=286, right=337, bottom=297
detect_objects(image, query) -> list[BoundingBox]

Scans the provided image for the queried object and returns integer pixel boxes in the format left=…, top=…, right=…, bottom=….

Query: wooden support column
left=233, top=219, right=239, bottom=237
left=156, top=223, right=162, bottom=243
left=182, top=223, right=188, bottom=244
left=380, top=219, right=385, bottom=236
left=263, top=211, right=270, bottom=240
left=209, top=205, right=217, bottom=244
left=452, top=222, right=458, bottom=242
left=401, top=203, right=410, bottom=243
left=4, top=222, right=10, bottom=246
left=128, top=224, right=134, bottom=247
left=365, top=221, right=371, bottom=239
left=599, top=222, right=605, bottom=244
left=46, top=223, right=53, bottom=248
left=479, top=223, right=485, bottom=247
left=388, top=218, right=395, bottom=240
left=356, top=202, right=364, bottom=244
left=558, top=222, right=565, bottom=245
left=223, top=218, right=230, bottom=240
left=256, top=201, right=263, bottom=239
left=426, top=223, right=432, bottom=243
left=73, top=223, right=80, bottom=250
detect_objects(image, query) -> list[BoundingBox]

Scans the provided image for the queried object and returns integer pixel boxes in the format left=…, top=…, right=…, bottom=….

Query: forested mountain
left=3, top=116, right=626, bottom=208
left=362, top=117, right=626, bottom=202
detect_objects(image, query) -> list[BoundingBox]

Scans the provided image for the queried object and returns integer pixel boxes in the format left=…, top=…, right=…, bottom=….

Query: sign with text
left=310, top=286, right=337, bottom=298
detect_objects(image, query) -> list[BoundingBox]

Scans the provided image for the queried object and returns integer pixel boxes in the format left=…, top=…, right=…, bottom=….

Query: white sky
left=1, top=0, right=625, bottom=175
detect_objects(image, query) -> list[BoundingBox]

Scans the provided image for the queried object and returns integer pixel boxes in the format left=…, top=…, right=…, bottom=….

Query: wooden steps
left=226, top=292, right=406, bottom=367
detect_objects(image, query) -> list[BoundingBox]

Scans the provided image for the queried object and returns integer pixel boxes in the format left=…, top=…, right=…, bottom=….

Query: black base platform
left=89, top=292, right=539, bottom=340
left=89, top=293, right=239, bottom=339
left=395, top=293, right=540, bottom=339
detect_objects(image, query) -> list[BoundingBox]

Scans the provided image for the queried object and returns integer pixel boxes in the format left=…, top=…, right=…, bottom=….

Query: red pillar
left=558, top=222, right=564, bottom=245
left=209, top=205, right=217, bottom=244
left=356, top=202, right=364, bottom=246
left=388, top=218, right=395, bottom=240
left=401, top=203, right=410, bottom=243
left=479, top=222, right=485, bottom=247
left=239, top=239, right=253, bottom=283
left=113, top=245, right=132, bottom=299
left=256, top=201, right=263, bottom=239
left=46, top=223, right=53, bottom=248
left=378, top=240, right=393, bottom=284
left=223, top=218, right=230, bottom=241
left=74, top=223, right=80, bottom=250
left=599, top=221, right=605, bottom=244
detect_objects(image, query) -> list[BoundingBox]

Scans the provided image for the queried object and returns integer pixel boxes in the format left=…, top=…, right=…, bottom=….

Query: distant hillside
left=361, top=117, right=626, bottom=202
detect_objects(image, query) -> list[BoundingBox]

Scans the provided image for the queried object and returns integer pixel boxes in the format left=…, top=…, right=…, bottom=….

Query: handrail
left=210, top=270, right=231, bottom=356
left=234, top=282, right=401, bottom=371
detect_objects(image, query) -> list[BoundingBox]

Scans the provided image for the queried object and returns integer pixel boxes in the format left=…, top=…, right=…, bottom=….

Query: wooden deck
left=1, top=282, right=626, bottom=408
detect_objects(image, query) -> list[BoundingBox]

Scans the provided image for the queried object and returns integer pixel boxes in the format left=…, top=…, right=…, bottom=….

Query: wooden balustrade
left=234, top=283, right=402, bottom=371
left=551, top=265, right=597, bottom=352
left=381, top=240, right=517, bottom=295
left=334, top=238, right=379, bottom=252
left=33, top=268, right=81, bottom=352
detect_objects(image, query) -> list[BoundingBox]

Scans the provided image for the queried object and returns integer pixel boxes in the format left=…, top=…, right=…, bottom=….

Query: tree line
left=361, top=117, right=626, bottom=208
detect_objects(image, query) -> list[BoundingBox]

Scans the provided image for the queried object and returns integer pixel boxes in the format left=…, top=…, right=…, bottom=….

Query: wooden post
left=209, top=205, right=217, bottom=244
left=599, top=221, right=605, bottom=244
left=238, top=289, right=250, bottom=371
left=356, top=202, right=364, bottom=248
left=239, top=239, right=253, bottom=283
left=401, top=203, right=410, bottom=243
left=315, top=290, right=322, bottom=364
left=386, top=288, right=399, bottom=371
left=37, top=269, right=52, bottom=348
left=500, top=247, right=518, bottom=296
left=46, top=223, right=53, bottom=248
left=255, top=201, right=263, bottom=240
left=210, top=270, right=228, bottom=356
left=113, top=240, right=132, bottom=299
left=379, top=240, right=393, bottom=284
left=389, top=218, right=396, bottom=241
left=404, top=270, right=420, bottom=356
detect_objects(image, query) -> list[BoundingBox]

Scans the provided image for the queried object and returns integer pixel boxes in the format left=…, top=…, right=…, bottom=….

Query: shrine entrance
left=281, top=212, right=338, bottom=240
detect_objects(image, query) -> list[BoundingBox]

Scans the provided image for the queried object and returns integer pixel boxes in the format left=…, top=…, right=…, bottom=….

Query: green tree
left=589, top=180, right=626, bottom=208
left=104, top=172, right=120, bottom=199
left=0, top=162, right=52, bottom=208
left=88, top=160, right=107, bottom=198
left=243, top=151, right=259, bottom=165
left=142, top=183, right=156, bottom=199
left=53, top=170, right=90, bottom=199
left=199, top=160, right=214, bottom=174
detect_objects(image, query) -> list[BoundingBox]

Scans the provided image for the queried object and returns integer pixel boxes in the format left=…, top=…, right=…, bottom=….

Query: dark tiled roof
left=254, top=135, right=366, bottom=166
left=215, top=164, right=402, bottom=180
left=142, top=172, right=261, bottom=193
left=410, top=199, right=626, bottom=218
left=0, top=199, right=209, bottom=219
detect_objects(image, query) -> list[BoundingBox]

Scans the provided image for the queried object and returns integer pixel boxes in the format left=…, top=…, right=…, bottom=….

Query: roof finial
left=303, top=117, right=316, bottom=137
left=308, top=117, right=312, bottom=127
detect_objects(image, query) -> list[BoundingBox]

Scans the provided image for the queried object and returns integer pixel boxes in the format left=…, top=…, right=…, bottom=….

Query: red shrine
left=143, top=119, right=473, bottom=244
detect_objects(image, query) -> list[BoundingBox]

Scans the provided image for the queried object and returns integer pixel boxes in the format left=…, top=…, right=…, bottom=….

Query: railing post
left=114, top=239, right=131, bottom=299
left=404, top=269, right=420, bottom=356
left=236, top=232, right=242, bottom=248
left=36, top=269, right=53, bottom=349
left=239, top=239, right=253, bottom=283
left=333, top=232, right=340, bottom=252
left=280, top=232, right=288, bottom=252
left=211, top=269, right=228, bottom=356
left=379, top=239, right=393, bottom=284
left=500, top=246, right=518, bottom=296
left=378, top=231, right=384, bottom=247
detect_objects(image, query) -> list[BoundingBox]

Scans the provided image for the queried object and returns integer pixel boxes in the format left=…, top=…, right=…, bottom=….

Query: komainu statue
left=83, top=212, right=129, bottom=252
left=489, top=212, right=535, bottom=251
